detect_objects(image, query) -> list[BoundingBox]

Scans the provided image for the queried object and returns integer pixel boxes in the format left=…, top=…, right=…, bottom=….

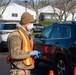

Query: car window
left=50, top=26, right=70, bottom=39
left=40, top=26, right=52, bottom=39
left=0, top=24, right=16, bottom=30
left=61, top=26, right=70, bottom=38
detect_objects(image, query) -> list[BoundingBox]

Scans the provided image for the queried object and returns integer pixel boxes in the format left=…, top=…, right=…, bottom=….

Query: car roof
left=0, top=22, right=19, bottom=25
left=51, top=21, right=76, bottom=27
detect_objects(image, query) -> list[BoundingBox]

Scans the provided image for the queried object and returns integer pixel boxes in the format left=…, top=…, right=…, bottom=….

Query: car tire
left=56, top=56, right=70, bottom=75
left=0, top=48, right=2, bottom=52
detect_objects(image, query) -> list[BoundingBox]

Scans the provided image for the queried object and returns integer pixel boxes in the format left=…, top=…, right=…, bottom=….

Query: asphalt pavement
left=0, top=52, right=53, bottom=75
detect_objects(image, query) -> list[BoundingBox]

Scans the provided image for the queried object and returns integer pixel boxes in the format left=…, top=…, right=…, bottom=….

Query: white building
left=38, top=5, right=60, bottom=15
left=0, top=3, right=36, bottom=21
left=39, top=5, right=76, bottom=21
left=38, top=5, right=60, bottom=21
left=66, top=13, right=76, bottom=21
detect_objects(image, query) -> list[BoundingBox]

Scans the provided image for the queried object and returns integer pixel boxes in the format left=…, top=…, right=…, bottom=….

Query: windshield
left=0, top=24, right=16, bottom=30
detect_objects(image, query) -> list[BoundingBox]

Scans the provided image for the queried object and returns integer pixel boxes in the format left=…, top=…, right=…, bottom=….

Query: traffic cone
left=49, top=70, right=54, bottom=75
left=74, top=67, right=76, bottom=75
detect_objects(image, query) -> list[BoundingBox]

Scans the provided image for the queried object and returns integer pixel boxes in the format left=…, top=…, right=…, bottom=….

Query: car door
left=41, top=25, right=71, bottom=60
left=34, top=25, right=55, bottom=59
left=34, top=25, right=71, bottom=61
left=48, top=25, right=71, bottom=60
left=50, top=25, right=71, bottom=48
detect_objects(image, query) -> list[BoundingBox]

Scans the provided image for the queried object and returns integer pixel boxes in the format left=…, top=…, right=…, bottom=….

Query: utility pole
left=25, top=0, right=28, bottom=12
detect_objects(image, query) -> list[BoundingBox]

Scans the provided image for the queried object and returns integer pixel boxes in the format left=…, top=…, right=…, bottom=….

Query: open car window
left=40, top=26, right=52, bottom=39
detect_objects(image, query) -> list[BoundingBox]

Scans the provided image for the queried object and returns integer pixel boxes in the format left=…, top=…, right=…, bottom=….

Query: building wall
left=1, top=3, right=36, bottom=21
left=39, top=13, right=58, bottom=21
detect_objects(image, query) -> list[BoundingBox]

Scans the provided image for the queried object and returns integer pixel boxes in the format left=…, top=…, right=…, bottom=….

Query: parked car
left=33, top=21, right=76, bottom=75
left=33, top=23, right=45, bottom=32
left=0, top=22, right=19, bottom=51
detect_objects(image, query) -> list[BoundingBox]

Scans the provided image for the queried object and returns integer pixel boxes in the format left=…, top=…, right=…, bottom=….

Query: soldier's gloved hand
left=30, top=50, right=37, bottom=56
left=30, top=50, right=40, bottom=57
left=33, top=50, right=41, bottom=58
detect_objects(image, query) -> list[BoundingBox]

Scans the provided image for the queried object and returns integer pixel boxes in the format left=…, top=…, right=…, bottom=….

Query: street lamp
left=25, top=0, right=28, bottom=12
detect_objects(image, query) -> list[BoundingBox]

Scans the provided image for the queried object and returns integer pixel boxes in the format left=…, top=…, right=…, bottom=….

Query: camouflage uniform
left=10, top=69, right=30, bottom=75
left=7, top=25, right=34, bottom=75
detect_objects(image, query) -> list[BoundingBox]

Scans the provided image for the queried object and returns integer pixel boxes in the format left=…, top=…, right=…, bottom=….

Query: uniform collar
left=16, top=24, right=32, bottom=38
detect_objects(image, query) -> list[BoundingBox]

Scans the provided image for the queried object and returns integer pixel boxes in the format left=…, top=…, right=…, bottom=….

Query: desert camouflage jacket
left=7, top=24, right=34, bottom=70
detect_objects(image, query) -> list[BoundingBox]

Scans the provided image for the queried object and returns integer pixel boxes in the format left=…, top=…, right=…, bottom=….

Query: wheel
left=0, top=48, right=2, bottom=52
left=56, top=56, right=70, bottom=75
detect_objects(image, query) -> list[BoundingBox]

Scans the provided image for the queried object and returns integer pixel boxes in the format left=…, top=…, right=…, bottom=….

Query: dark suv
left=33, top=21, right=76, bottom=75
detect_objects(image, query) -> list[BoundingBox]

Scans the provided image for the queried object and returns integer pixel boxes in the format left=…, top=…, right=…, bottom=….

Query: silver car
left=0, top=22, right=19, bottom=51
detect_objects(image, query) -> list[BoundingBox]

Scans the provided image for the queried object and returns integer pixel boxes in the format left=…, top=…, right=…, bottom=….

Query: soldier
left=7, top=12, right=40, bottom=75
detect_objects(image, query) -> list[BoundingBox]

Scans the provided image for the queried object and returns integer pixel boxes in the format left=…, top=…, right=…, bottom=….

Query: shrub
left=39, top=21, right=53, bottom=26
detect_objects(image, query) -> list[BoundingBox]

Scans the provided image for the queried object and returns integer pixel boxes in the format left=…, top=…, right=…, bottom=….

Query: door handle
left=41, top=40, right=45, bottom=43
left=55, top=42, right=59, bottom=44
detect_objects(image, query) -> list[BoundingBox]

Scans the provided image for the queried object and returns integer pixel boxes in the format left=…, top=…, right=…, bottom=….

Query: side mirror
left=34, top=34, right=40, bottom=38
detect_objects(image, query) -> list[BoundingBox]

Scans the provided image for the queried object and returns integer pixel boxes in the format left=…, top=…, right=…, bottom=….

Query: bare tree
left=0, top=0, right=11, bottom=20
left=30, top=0, right=50, bottom=23
left=51, top=0, right=76, bottom=21
left=12, top=0, right=51, bottom=23
left=69, top=1, right=76, bottom=20
left=29, top=0, right=50, bottom=23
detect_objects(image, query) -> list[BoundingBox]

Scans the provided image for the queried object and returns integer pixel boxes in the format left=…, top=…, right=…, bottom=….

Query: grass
left=39, top=21, right=53, bottom=26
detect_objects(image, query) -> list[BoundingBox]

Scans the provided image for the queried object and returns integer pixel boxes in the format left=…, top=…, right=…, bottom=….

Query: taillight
left=60, top=47, right=64, bottom=52
left=44, top=45, right=48, bottom=53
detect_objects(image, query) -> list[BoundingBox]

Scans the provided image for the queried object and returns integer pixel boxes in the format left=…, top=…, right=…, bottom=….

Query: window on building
left=12, top=13, right=18, bottom=17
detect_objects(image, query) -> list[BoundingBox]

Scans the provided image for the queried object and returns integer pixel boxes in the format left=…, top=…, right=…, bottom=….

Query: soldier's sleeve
left=8, top=33, right=30, bottom=60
